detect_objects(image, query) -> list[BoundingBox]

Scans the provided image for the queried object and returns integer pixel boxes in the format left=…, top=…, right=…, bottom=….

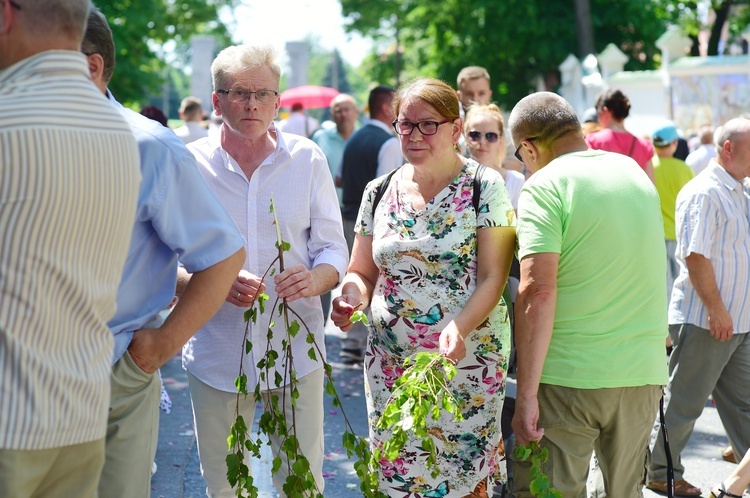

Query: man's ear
left=212, top=92, right=222, bottom=117
left=86, top=53, right=105, bottom=88
left=0, top=0, right=16, bottom=36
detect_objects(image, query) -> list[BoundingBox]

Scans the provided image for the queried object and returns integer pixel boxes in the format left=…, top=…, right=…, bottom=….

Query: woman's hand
left=439, top=322, right=467, bottom=365
left=331, top=295, right=363, bottom=332
left=227, top=270, right=265, bottom=308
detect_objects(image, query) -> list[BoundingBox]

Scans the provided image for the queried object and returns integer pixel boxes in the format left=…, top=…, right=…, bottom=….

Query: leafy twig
left=371, top=351, right=463, bottom=479
left=514, top=441, right=562, bottom=497
left=226, top=198, right=386, bottom=498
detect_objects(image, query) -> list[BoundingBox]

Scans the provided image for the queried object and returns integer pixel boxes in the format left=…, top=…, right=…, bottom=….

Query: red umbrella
left=279, top=85, right=340, bottom=109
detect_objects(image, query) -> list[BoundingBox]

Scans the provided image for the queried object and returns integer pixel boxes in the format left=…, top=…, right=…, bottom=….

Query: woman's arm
left=440, top=225, right=516, bottom=363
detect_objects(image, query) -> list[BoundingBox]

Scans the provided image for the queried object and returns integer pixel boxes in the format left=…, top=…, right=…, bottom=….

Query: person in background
left=312, top=93, right=359, bottom=322
left=174, top=96, right=208, bottom=144
left=510, top=92, right=667, bottom=496
left=585, top=88, right=655, bottom=182
left=181, top=44, right=348, bottom=497
left=685, top=124, right=717, bottom=175
left=339, top=85, right=402, bottom=363
left=708, top=449, right=750, bottom=498
left=277, top=101, right=320, bottom=137
left=332, top=77, right=516, bottom=497
left=140, top=105, right=169, bottom=127
left=0, top=1, right=141, bottom=496
left=82, top=7, right=247, bottom=497
left=674, top=132, right=690, bottom=161
left=463, top=103, right=525, bottom=211
left=646, top=118, right=750, bottom=497
left=651, top=122, right=694, bottom=303
left=580, top=107, right=601, bottom=136
left=312, top=93, right=359, bottom=207
left=456, top=65, right=493, bottom=113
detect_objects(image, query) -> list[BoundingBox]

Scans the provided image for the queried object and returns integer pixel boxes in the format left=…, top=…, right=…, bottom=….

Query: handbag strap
left=627, top=134, right=637, bottom=157
left=659, top=393, right=675, bottom=498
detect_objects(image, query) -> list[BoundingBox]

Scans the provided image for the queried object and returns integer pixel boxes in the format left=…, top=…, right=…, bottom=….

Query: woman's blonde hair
left=463, top=104, right=504, bottom=136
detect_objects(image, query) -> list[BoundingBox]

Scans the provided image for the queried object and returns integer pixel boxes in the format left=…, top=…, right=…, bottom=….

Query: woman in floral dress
left=332, top=78, right=516, bottom=497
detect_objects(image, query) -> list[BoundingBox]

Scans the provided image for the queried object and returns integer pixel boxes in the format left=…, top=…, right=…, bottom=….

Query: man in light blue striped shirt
left=647, top=117, right=750, bottom=495
left=0, top=1, right=141, bottom=496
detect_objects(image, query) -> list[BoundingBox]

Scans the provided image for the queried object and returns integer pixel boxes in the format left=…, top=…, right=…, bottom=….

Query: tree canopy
left=341, top=0, right=674, bottom=109
left=95, top=0, right=235, bottom=106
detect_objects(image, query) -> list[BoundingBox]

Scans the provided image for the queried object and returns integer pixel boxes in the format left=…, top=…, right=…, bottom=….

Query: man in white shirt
left=685, top=124, right=717, bottom=175
left=174, top=96, right=209, bottom=144
left=180, top=44, right=348, bottom=497
left=646, top=118, right=750, bottom=496
left=277, top=101, right=320, bottom=137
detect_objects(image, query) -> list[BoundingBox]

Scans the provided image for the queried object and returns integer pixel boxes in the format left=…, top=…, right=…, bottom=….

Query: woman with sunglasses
left=331, top=78, right=516, bottom=497
left=463, top=104, right=525, bottom=211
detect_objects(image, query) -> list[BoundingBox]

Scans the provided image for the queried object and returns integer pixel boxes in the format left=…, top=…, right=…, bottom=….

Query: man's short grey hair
left=82, top=4, right=115, bottom=84
left=22, top=0, right=90, bottom=40
left=211, top=45, right=281, bottom=91
left=508, top=92, right=582, bottom=149
left=714, top=117, right=750, bottom=155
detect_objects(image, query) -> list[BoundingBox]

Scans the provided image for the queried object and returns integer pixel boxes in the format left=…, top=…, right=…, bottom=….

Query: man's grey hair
left=211, top=45, right=281, bottom=91
left=508, top=92, right=582, bottom=149
left=714, top=117, right=750, bottom=155
left=81, top=4, right=115, bottom=84
left=22, top=0, right=90, bottom=40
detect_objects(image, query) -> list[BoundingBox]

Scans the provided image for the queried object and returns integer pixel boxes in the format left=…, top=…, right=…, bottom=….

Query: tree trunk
left=575, top=0, right=595, bottom=57
left=690, top=34, right=700, bottom=56
left=708, top=0, right=733, bottom=55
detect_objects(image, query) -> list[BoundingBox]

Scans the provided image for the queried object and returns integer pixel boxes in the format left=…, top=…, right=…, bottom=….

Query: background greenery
left=95, top=0, right=749, bottom=115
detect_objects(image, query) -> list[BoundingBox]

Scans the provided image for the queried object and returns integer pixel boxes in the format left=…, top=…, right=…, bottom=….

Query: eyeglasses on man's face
left=392, top=119, right=452, bottom=136
left=216, top=89, right=278, bottom=105
left=514, top=136, right=540, bottom=163
left=467, top=131, right=500, bottom=143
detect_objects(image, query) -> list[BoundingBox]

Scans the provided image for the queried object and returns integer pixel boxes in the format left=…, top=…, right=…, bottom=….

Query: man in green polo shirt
left=509, top=92, right=668, bottom=497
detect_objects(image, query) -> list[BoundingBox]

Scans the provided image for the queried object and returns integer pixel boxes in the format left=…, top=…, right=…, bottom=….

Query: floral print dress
left=355, top=159, right=516, bottom=497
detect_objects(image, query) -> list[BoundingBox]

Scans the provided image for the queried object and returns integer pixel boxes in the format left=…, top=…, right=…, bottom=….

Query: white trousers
left=188, top=368, right=325, bottom=498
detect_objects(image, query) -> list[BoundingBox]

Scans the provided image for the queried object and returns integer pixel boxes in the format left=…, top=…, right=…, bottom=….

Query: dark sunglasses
left=467, top=131, right=500, bottom=143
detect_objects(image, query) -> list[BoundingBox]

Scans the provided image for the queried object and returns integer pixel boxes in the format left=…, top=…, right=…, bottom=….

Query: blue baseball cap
left=652, top=123, right=680, bottom=147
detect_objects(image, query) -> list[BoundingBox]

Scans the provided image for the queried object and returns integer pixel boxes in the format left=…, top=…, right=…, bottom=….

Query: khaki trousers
left=0, top=439, right=104, bottom=498
left=99, top=351, right=160, bottom=498
left=188, top=368, right=325, bottom=498
left=513, top=383, right=661, bottom=498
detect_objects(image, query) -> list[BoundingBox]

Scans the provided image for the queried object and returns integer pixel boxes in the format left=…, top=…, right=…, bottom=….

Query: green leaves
left=226, top=197, right=387, bottom=498
left=349, top=310, right=369, bottom=326
left=514, top=441, right=562, bottom=498
left=372, top=352, right=462, bottom=479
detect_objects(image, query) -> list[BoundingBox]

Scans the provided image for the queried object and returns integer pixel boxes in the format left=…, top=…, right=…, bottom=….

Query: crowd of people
left=2, top=1, right=749, bottom=498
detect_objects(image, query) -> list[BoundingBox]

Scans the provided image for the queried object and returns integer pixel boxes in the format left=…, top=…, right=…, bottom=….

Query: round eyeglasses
left=392, top=120, right=452, bottom=136
left=216, top=89, right=279, bottom=104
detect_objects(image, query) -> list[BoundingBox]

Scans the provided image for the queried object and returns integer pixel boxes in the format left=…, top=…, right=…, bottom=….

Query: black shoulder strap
left=472, top=163, right=486, bottom=214
left=372, top=168, right=400, bottom=214
left=373, top=163, right=485, bottom=214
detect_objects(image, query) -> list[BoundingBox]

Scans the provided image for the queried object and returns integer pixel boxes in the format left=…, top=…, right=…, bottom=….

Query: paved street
left=151, top=325, right=742, bottom=498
